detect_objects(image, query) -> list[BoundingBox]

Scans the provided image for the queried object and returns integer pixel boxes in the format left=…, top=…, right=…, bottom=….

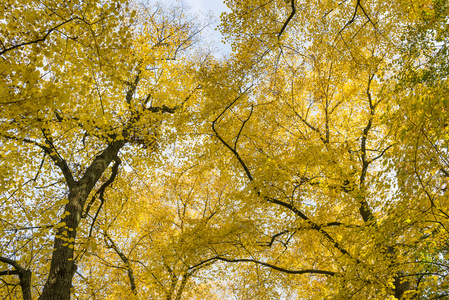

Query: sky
left=167, top=0, right=231, bottom=55
left=183, top=0, right=229, bottom=16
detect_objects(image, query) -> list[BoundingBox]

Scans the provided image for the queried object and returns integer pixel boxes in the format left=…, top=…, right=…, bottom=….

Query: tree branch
left=0, top=257, right=32, bottom=300
left=0, top=18, right=79, bottom=56
left=190, top=256, right=335, bottom=276
left=234, top=104, right=254, bottom=150
left=104, top=232, right=137, bottom=295
left=358, top=73, right=376, bottom=224
left=146, top=104, right=178, bottom=114
left=278, top=0, right=296, bottom=39
left=212, top=88, right=254, bottom=181
left=88, top=155, right=121, bottom=237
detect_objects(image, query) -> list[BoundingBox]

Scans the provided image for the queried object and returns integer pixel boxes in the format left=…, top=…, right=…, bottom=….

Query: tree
left=0, top=1, right=208, bottom=299
left=386, top=0, right=449, bottom=297
left=2, top=0, right=449, bottom=299
left=193, top=0, right=449, bottom=298
left=71, top=158, right=241, bottom=299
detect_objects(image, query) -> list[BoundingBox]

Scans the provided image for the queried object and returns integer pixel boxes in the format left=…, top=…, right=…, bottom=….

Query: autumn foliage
left=1, top=0, right=448, bottom=299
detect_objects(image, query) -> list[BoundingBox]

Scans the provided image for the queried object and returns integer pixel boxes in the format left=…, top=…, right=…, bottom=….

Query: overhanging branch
left=189, top=256, right=335, bottom=276
left=278, top=0, right=296, bottom=39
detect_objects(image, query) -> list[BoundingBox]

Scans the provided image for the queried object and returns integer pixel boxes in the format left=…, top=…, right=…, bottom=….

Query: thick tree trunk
left=39, top=140, right=125, bottom=300
left=38, top=187, right=87, bottom=300
left=19, top=269, right=32, bottom=300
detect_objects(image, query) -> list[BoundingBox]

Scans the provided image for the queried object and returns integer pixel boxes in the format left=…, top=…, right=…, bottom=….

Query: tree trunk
left=38, top=188, right=86, bottom=300
left=39, top=140, right=125, bottom=300
left=19, top=269, right=32, bottom=300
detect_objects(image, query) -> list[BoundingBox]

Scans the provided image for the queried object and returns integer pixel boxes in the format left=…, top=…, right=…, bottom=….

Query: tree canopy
left=1, top=0, right=448, bottom=299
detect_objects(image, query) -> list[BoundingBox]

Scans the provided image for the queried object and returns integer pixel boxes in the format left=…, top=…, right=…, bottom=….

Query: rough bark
left=39, top=140, right=125, bottom=300
left=20, top=269, right=32, bottom=300
left=0, top=257, right=32, bottom=300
